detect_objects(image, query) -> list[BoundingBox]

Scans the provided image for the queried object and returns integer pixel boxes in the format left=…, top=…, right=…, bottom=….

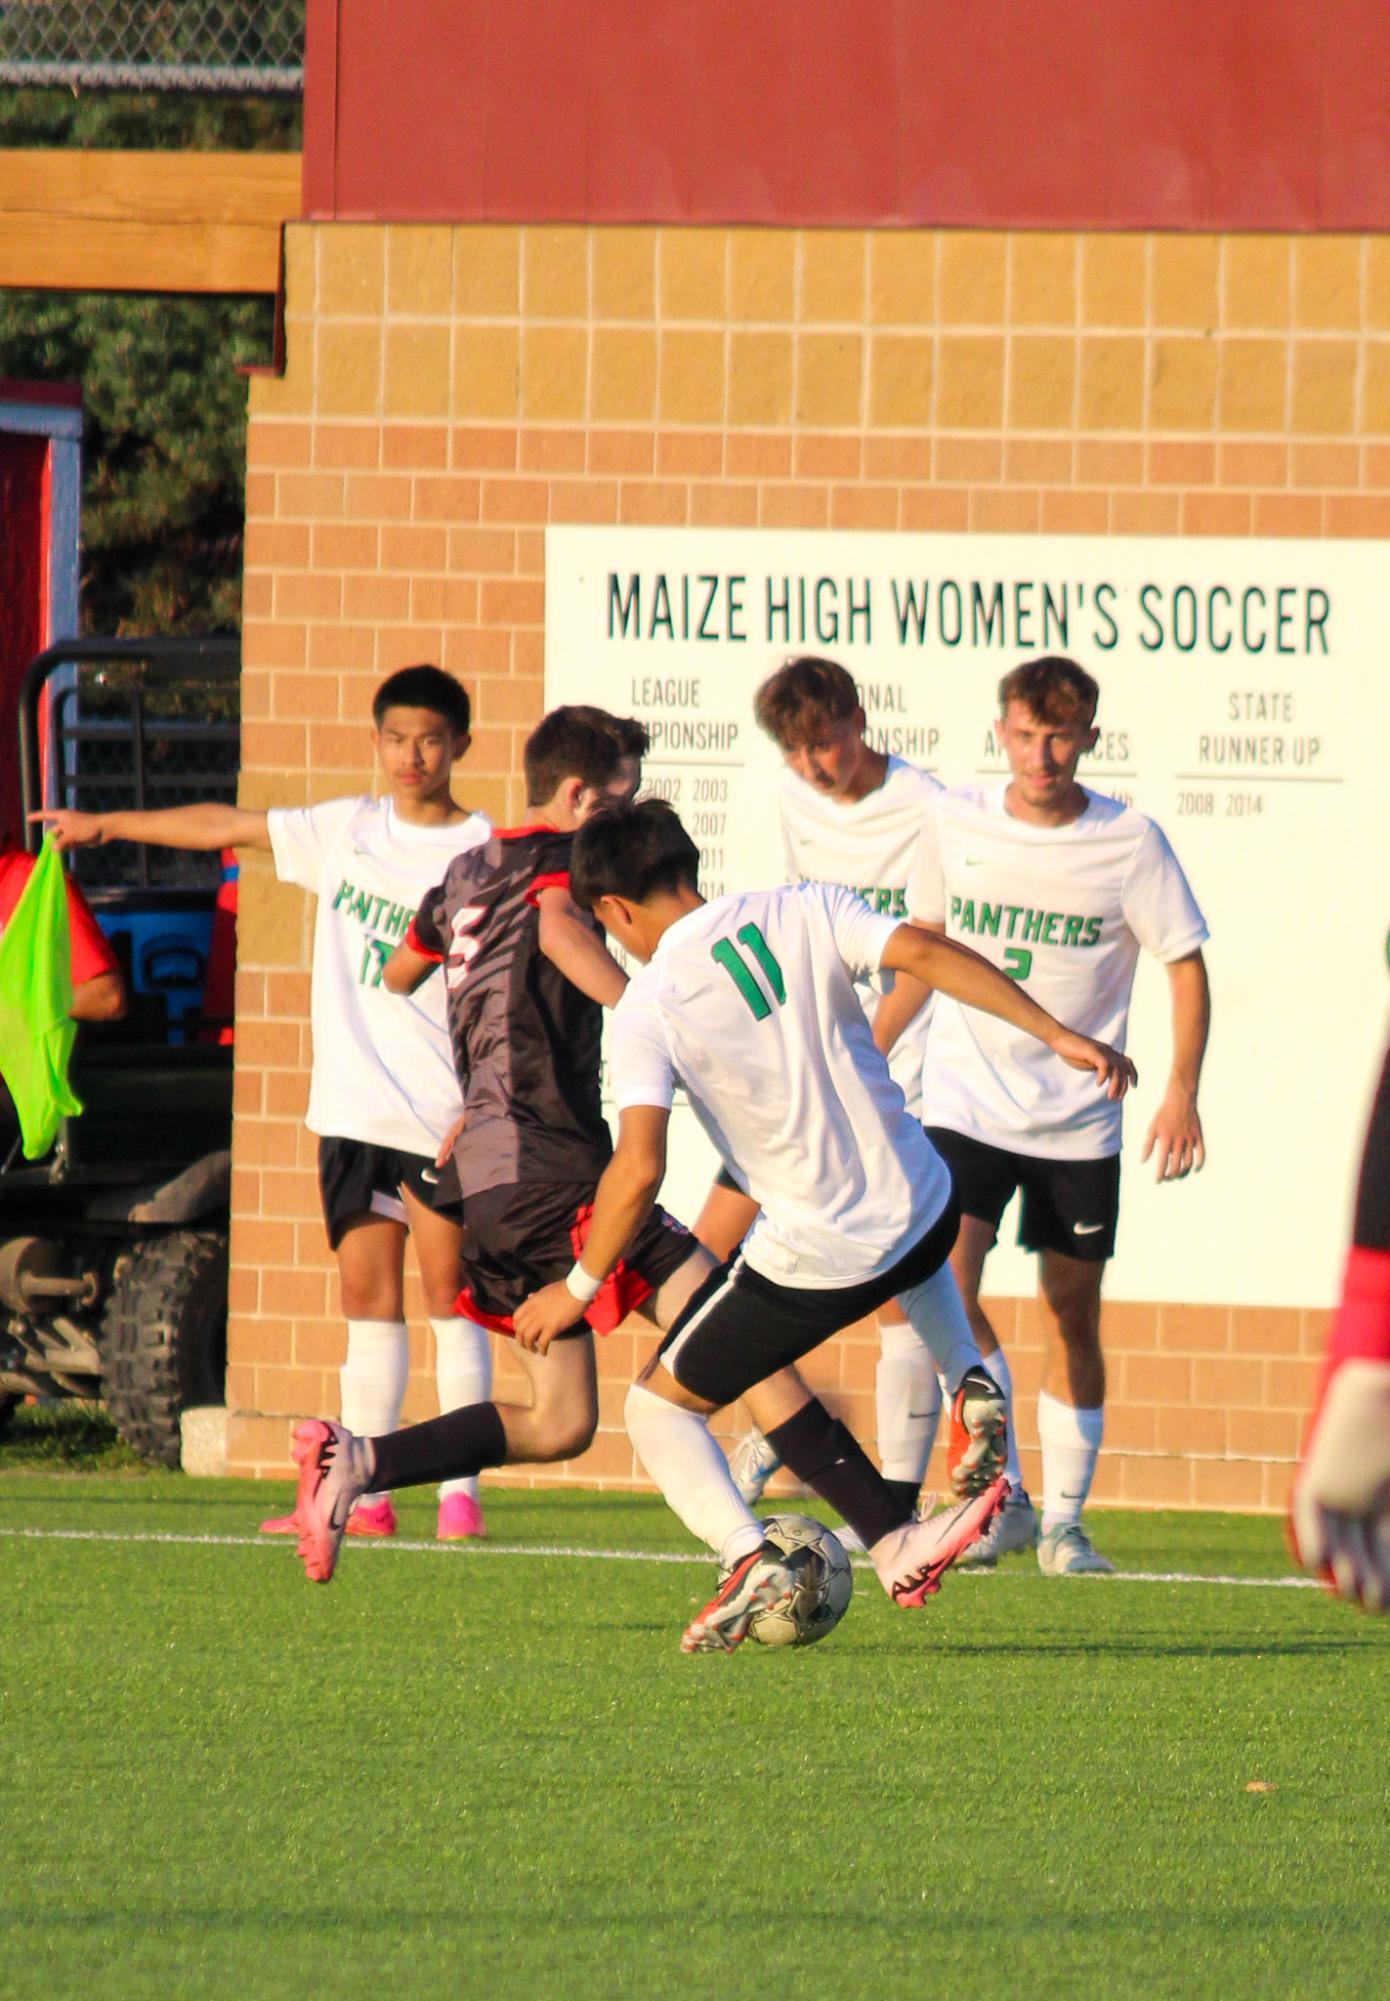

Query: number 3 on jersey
left=711, top=923, right=786, bottom=1021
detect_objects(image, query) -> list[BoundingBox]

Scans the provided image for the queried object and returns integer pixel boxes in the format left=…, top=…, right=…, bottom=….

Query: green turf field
left=4, top=1466, right=1389, bottom=2001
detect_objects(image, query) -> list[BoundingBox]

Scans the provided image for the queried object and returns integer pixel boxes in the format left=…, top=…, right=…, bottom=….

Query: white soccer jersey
left=777, top=756, right=942, bottom=1115
left=267, top=797, right=490, bottom=1156
left=907, top=783, right=1209, bottom=1161
left=610, top=882, right=953, bottom=1289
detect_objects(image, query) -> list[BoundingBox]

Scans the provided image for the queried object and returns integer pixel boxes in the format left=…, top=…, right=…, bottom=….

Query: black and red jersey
left=408, top=824, right=611, bottom=1197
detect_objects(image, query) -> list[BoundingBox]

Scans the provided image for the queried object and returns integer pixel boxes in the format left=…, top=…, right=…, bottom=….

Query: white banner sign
left=544, top=526, right=1390, bottom=1308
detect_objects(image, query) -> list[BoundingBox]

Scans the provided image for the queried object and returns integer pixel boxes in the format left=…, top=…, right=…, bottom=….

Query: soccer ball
left=742, top=1513, right=854, bottom=1649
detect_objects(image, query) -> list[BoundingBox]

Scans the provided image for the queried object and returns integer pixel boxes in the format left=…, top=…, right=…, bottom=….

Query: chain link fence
left=0, top=1, right=303, bottom=94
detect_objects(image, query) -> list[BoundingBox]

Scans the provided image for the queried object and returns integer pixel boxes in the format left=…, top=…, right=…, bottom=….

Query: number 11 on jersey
left=711, top=923, right=786, bottom=1021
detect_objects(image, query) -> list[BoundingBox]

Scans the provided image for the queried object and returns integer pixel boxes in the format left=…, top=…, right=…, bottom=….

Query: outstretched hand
left=28, top=808, right=105, bottom=852
left=1050, top=1029, right=1137, bottom=1101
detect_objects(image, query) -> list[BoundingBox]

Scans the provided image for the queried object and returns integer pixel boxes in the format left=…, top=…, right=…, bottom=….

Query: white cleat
left=680, top=1546, right=801, bottom=1654
left=956, top=1487, right=1040, bottom=1567
left=1037, top=1522, right=1116, bottom=1576
left=727, top=1427, right=784, bottom=1507
left=871, top=1478, right=1009, bottom=1606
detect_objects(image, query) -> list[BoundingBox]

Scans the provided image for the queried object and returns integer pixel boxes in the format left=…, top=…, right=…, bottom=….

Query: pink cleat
left=291, top=1418, right=368, bottom=1583
left=871, top=1477, right=1010, bottom=1608
left=258, top=1511, right=300, bottom=1536
left=345, top=1497, right=398, bottom=1538
left=437, top=1492, right=486, bottom=1540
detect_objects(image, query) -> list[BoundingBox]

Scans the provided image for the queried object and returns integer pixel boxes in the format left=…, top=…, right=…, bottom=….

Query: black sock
left=369, top=1401, right=508, bottom=1494
left=764, top=1400, right=910, bottom=1550
left=885, top=1477, right=922, bottom=1518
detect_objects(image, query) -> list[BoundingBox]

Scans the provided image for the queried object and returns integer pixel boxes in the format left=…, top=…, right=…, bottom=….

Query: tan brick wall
left=229, top=221, right=1390, bottom=1503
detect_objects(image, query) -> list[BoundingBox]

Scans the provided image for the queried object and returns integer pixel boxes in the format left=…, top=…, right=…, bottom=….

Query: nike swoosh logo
left=1073, top=1222, right=1105, bottom=1236
left=964, top=858, right=988, bottom=867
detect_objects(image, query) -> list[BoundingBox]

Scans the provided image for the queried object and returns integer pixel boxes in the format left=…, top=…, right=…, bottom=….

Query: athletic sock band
left=369, top=1401, right=508, bottom=1493
left=765, top=1400, right=908, bottom=1550
left=432, top=1315, right=494, bottom=1501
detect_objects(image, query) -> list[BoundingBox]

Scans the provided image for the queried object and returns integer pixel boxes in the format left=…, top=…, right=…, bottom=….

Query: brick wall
left=228, top=221, right=1389, bottom=1505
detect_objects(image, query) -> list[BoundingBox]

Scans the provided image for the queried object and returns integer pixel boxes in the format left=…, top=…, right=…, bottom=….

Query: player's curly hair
left=571, top=799, right=700, bottom=907
left=997, top=655, right=1099, bottom=725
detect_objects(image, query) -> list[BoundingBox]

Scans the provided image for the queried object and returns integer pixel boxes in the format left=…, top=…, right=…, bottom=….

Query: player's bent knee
left=526, top=1411, right=597, bottom=1461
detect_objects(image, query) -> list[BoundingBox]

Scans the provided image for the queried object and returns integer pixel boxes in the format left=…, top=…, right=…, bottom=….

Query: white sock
left=340, top=1318, right=409, bottom=1505
left=432, top=1315, right=493, bottom=1501
left=895, top=1262, right=982, bottom=1397
left=876, top=1318, right=943, bottom=1484
left=625, top=1383, right=766, bottom=1569
left=978, top=1348, right=1024, bottom=1490
left=1038, top=1389, right=1104, bottom=1530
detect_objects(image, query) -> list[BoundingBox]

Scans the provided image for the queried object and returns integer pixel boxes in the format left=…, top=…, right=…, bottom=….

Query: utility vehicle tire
left=102, top=1229, right=229, bottom=1467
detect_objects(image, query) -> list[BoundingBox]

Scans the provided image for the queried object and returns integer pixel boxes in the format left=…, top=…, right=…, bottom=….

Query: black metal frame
left=19, top=635, right=241, bottom=856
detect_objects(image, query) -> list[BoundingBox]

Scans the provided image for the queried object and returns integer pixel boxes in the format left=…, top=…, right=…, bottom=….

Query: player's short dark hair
left=997, top=656, right=1099, bottom=726
left=372, top=664, right=471, bottom=734
left=523, top=706, right=650, bottom=805
left=753, top=656, right=862, bottom=748
left=571, top=799, right=701, bottom=907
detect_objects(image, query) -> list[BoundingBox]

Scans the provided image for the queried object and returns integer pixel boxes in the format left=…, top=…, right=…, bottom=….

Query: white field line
left=0, top=1522, right=1321, bottom=1588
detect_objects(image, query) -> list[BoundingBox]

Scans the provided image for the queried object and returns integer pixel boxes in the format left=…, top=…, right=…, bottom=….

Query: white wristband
left=564, top=1261, right=604, bottom=1304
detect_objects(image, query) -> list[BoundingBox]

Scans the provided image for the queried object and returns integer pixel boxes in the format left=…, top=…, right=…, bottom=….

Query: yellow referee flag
left=0, top=838, right=83, bottom=1159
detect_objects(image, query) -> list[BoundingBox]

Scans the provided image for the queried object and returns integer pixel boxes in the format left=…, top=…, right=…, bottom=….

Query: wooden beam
left=0, top=151, right=302, bottom=293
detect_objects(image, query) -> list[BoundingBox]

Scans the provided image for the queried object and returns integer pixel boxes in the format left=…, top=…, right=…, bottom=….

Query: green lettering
left=950, top=894, right=962, bottom=925
left=1082, top=917, right=1103, bottom=947
left=979, top=903, right=1002, bottom=937
left=1042, top=911, right=1062, bottom=944
left=332, top=878, right=355, bottom=911
left=875, top=887, right=892, bottom=914
left=649, top=574, right=674, bottom=638
left=960, top=899, right=977, bottom=934
left=1061, top=915, right=1084, bottom=947
left=1004, top=905, right=1024, bottom=939
left=1022, top=908, right=1046, bottom=942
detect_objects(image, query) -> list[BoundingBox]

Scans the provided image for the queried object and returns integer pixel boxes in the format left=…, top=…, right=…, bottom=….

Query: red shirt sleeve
left=63, top=879, right=120, bottom=985
left=524, top=870, right=572, bottom=908
left=405, top=915, right=445, bottom=963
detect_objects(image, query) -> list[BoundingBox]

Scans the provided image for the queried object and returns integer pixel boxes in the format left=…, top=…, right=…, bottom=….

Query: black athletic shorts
left=457, top=1179, right=694, bottom=1337
left=317, top=1136, right=461, bottom=1251
left=657, top=1190, right=960, bottom=1409
left=926, top=1126, right=1120, bottom=1264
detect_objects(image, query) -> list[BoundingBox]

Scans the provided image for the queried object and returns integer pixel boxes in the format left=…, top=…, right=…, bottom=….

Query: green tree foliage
left=0, top=85, right=300, bottom=635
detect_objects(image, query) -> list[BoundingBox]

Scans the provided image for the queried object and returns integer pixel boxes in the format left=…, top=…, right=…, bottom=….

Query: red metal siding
left=304, top=0, right=1390, bottom=230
